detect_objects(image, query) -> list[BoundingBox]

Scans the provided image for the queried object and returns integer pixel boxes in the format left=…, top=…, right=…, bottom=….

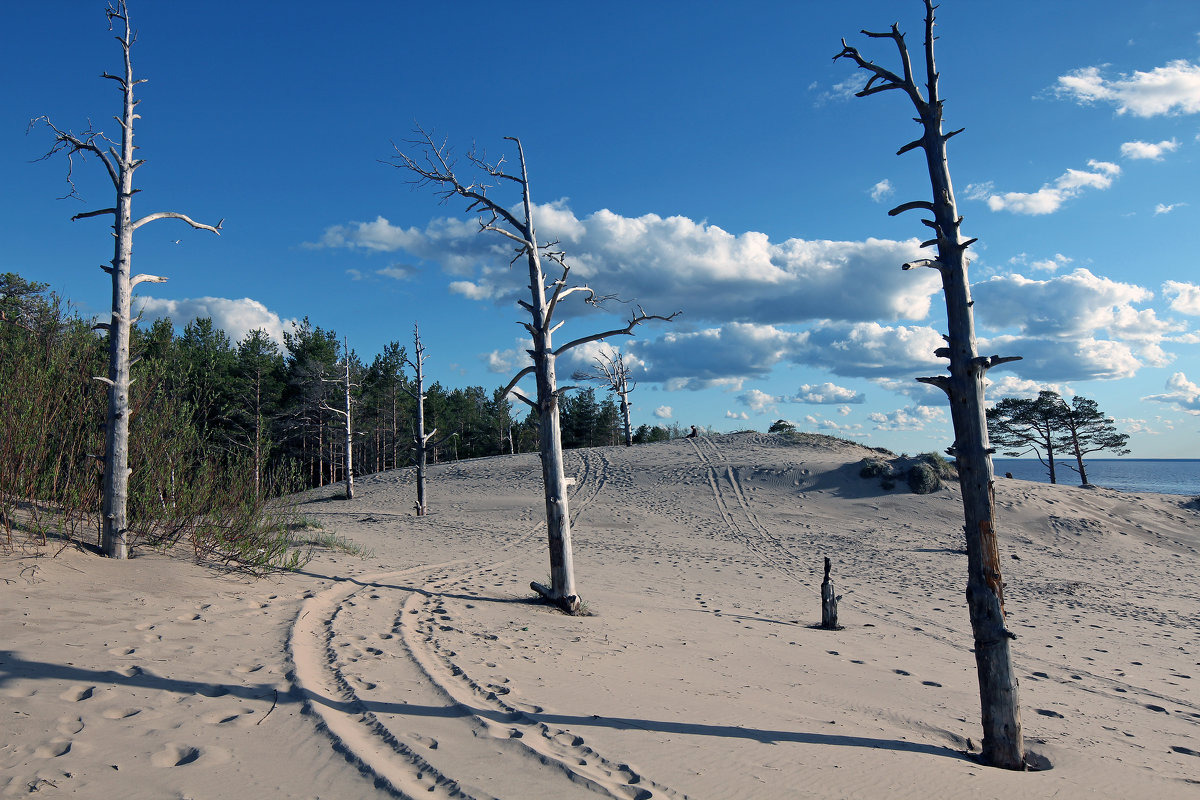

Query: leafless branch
left=131, top=212, right=223, bottom=234
left=554, top=307, right=681, bottom=357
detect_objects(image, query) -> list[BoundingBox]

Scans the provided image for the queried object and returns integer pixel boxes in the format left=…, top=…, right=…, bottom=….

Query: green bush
left=907, top=462, right=941, bottom=494
left=859, top=458, right=892, bottom=479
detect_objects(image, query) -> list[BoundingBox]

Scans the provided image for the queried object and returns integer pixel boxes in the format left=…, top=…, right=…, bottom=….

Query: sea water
left=992, top=458, right=1200, bottom=497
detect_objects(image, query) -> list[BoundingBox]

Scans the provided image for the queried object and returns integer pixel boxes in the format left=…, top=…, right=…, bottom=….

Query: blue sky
left=4, top=1, right=1200, bottom=457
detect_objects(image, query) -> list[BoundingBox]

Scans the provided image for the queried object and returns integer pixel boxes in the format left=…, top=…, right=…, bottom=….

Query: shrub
left=859, top=458, right=892, bottom=479
left=907, top=462, right=941, bottom=494
left=917, top=451, right=957, bottom=480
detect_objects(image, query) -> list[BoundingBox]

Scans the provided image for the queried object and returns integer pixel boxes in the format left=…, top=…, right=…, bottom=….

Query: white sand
left=3, top=432, right=1198, bottom=798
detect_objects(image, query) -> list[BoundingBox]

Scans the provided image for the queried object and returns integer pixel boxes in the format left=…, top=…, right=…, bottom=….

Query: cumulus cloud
left=793, top=382, right=865, bottom=404
left=803, top=415, right=864, bottom=435
left=316, top=203, right=941, bottom=326
left=966, top=160, right=1120, bottom=215
left=869, top=179, right=894, bottom=202
left=985, top=375, right=1067, bottom=400
left=483, top=337, right=532, bottom=374
left=1154, top=202, right=1186, bottom=215
left=627, top=320, right=943, bottom=389
left=973, top=268, right=1184, bottom=376
left=974, top=268, right=1156, bottom=339
left=1143, top=372, right=1200, bottom=414
left=1056, top=60, right=1200, bottom=116
left=653, top=406, right=674, bottom=419
left=867, top=405, right=946, bottom=431
left=1164, top=280, right=1200, bottom=314
left=136, top=296, right=296, bottom=345
left=980, top=333, right=1144, bottom=381
left=1120, top=138, right=1179, bottom=160
left=449, top=280, right=496, bottom=300
left=725, top=410, right=749, bottom=420
left=739, top=388, right=781, bottom=414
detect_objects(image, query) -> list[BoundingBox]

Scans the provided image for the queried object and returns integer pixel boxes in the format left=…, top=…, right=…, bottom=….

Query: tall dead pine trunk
left=403, top=325, right=451, bottom=516
left=36, top=1, right=221, bottom=559
left=836, top=0, right=1025, bottom=769
left=393, top=130, right=677, bottom=613
left=321, top=337, right=357, bottom=500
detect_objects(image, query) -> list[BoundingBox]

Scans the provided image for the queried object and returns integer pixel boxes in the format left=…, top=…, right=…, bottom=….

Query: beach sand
left=3, top=432, right=1198, bottom=798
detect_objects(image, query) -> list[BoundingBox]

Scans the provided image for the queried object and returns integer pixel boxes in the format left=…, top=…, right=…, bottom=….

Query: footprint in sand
left=34, top=738, right=73, bottom=758
left=151, top=743, right=202, bottom=767
left=1036, top=709, right=1065, bottom=718
left=56, top=716, right=84, bottom=735
left=200, top=708, right=255, bottom=725
left=101, top=707, right=142, bottom=720
left=59, top=685, right=94, bottom=702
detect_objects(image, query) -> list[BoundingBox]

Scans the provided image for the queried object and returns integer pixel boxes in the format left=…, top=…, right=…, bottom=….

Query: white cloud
left=803, top=415, right=864, bottom=435
left=653, top=406, right=674, bottom=419
left=1154, top=202, right=1186, bottom=215
left=1164, top=280, right=1200, bottom=314
left=1143, top=372, right=1200, bottom=414
left=135, top=296, right=296, bottom=345
left=377, top=263, right=419, bottom=280
left=739, top=388, right=781, bottom=413
left=869, top=179, right=894, bottom=202
left=793, top=382, right=865, bottom=404
left=867, top=405, right=947, bottom=431
left=1120, top=138, right=1179, bottom=160
left=725, top=410, right=749, bottom=420
left=483, top=337, right=532, bottom=374
left=985, top=375, right=1066, bottom=400
left=1056, top=60, right=1200, bottom=116
left=974, top=268, right=1161, bottom=339
left=317, top=203, right=942, bottom=326
left=628, top=320, right=944, bottom=388
left=814, top=77, right=862, bottom=105
left=970, top=160, right=1119, bottom=215
left=449, top=280, right=496, bottom=300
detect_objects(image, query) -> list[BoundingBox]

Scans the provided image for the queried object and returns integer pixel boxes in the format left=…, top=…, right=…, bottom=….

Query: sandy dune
left=3, top=432, right=1198, bottom=798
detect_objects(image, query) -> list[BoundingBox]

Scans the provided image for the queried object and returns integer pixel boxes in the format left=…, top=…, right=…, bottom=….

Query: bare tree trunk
left=393, top=130, right=677, bottom=614
left=404, top=325, right=449, bottom=516
left=36, top=1, right=220, bottom=559
left=320, top=337, right=356, bottom=500
left=837, top=0, right=1025, bottom=769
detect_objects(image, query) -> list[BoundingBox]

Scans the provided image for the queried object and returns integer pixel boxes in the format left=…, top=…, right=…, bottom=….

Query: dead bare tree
left=572, top=349, right=636, bottom=447
left=33, top=1, right=221, bottom=559
left=321, top=337, right=358, bottom=500
left=835, top=0, right=1026, bottom=769
left=402, top=324, right=454, bottom=516
left=392, top=130, right=678, bottom=612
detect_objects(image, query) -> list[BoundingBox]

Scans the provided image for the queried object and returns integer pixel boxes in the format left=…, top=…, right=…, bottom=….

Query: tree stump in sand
left=821, top=557, right=842, bottom=630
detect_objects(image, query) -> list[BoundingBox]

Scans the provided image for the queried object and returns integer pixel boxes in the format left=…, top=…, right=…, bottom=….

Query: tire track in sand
left=289, top=449, right=684, bottom=799
left=685, top=437, right=1200, bottom=722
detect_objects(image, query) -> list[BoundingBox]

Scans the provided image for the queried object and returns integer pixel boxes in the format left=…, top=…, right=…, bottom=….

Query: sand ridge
left=3, top=432, right=1198, bottom=798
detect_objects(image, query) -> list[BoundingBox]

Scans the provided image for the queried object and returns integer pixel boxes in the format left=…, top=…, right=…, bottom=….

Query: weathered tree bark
left=573, top=350, right=636, bottom=447
left=403, top=325, right=453, bottom=516
left=392, top=130, right=678, bottom=613
left=320, top=337, right=357, bottom=500
left=820, top=557, right=841, bottom=630
left=836, top=0, right=1025, bottom=769
left=35, top=1, right=221, bottom=559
